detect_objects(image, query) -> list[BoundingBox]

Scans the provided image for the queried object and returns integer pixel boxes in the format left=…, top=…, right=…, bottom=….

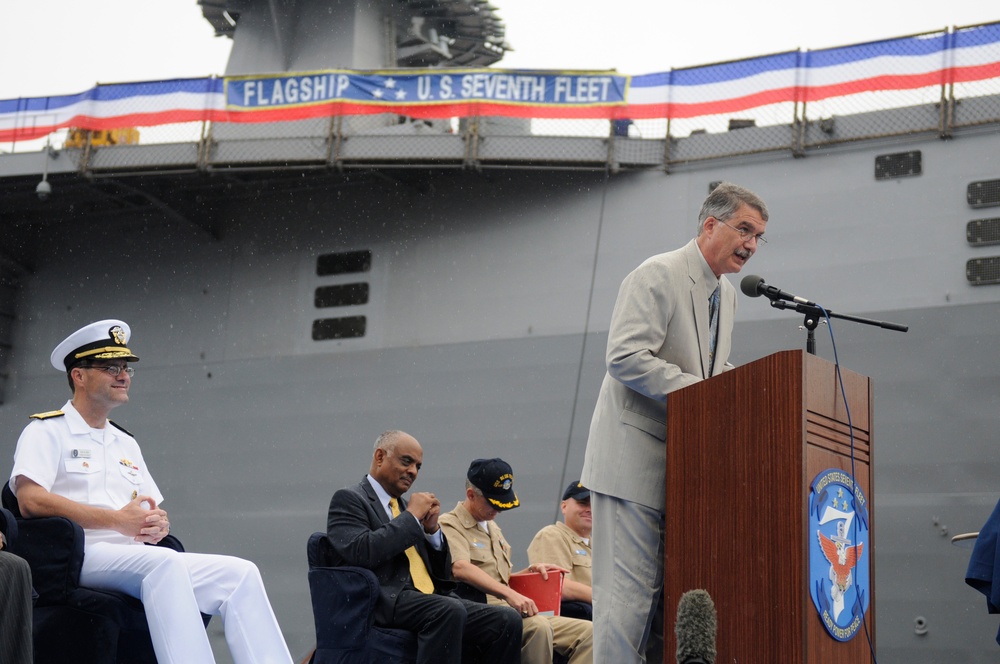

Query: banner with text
left=223, top=70, right=629, bottom=119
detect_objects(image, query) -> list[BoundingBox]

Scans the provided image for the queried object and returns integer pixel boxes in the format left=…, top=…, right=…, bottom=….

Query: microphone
left=675, top=589, right=717, bottom=664
left=740, top=274, right=816, bottom=307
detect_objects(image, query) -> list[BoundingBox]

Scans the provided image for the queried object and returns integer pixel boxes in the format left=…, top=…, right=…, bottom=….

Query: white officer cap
left=50, top=319, right=140, bottom=371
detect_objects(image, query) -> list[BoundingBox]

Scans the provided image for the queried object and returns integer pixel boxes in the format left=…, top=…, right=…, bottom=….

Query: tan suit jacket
left=581, top=238, right=736, bottom=511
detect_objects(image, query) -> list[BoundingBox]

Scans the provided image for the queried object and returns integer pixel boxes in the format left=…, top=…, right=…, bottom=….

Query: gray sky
left=0, top=0, right=996, bottom=100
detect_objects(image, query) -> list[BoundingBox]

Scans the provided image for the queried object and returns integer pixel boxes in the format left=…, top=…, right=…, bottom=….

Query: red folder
left=508, top=571, right=563, bottom=616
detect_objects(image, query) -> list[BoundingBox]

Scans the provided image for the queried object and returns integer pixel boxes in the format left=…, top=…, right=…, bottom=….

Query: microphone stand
left=767, top=300, right=908, bottom=355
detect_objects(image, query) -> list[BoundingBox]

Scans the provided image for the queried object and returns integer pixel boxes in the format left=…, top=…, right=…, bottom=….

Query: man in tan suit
left=581, top=182, right=769, bottom=663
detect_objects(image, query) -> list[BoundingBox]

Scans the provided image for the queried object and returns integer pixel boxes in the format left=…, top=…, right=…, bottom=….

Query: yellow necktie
left=389, top=497, right=435, bottom=594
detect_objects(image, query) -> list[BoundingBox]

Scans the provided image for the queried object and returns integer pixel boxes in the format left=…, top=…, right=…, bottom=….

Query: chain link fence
left=2, top=22, right=999, bottom=173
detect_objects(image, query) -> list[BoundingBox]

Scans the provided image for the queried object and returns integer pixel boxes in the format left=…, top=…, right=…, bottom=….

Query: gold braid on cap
left=74, top=346, right=135, bottom=360
left=488, top=496, right=520, bottom=509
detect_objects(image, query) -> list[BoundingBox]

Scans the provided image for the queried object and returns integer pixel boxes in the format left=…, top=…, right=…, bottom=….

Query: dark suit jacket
left=966, top=497, right=1000, bottom=644
left=327, top=478, right=456, bottom=624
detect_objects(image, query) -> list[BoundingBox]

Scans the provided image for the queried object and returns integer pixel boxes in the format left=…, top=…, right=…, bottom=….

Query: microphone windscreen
left=740, top=274, right=764, bottom=298
left=675, top=589, right=717, bottom=664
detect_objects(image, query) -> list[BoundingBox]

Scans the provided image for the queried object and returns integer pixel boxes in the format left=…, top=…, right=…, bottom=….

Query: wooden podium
left=664, top=349, right=875, bottom=663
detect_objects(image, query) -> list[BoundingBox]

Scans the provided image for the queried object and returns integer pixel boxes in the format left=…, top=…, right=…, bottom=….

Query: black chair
left=306, top=531, right=417, bottom=664
left=2, top=481, right=209, bottom=664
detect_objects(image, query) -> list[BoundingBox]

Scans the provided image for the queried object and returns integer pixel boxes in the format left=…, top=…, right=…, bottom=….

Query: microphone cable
left=819, top=304, right=878, bottom=663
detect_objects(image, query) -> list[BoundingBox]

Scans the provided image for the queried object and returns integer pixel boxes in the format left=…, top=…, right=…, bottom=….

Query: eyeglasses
left=81, top=364, right=135, bottom=377
left=716, top=218, right=767, bottom=245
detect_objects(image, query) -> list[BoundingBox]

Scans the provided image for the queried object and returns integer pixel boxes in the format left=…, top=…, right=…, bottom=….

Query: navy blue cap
left=467, top=458, right=519, bottom=510
left=562, top=481, right=590, bottom=502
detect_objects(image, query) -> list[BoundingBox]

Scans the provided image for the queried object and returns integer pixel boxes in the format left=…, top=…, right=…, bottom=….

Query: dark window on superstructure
left=312, top=316, right=367, bottom=340
left=316, top=250, right=371, bottom=276
left=314, top=250, right=371, bottom=340
left=314, top=283, right=369, bottom=308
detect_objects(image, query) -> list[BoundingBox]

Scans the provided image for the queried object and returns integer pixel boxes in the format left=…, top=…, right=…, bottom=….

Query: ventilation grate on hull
left=875, top=151, right=921, bottom=180
left=967, top=218, right=1000, bottom=246
left=967, top=180, right=1000, bottom=209
left=966, top=257, right=1000, bottom=285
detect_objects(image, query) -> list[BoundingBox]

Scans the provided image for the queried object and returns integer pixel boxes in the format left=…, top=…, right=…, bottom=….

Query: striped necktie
left=708, top=285, right=720, bottom=375
left=389, top=497, right=435, bottom=594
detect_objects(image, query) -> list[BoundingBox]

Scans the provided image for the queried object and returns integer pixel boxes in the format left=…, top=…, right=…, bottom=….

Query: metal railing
left=2, top=22, right=999, bottom=174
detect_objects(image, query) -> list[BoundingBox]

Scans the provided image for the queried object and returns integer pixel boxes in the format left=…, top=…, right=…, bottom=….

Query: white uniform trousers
left=81, top=542, right=293, bottom=664
left=591, top=491, right=665, bottom=664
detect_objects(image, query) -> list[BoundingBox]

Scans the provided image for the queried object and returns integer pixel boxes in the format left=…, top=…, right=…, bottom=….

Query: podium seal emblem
left=808, top=468, right=870, bottom=641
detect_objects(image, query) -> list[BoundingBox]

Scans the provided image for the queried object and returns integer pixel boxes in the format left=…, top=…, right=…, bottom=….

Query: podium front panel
left=664, top=350, right=875, bottom=664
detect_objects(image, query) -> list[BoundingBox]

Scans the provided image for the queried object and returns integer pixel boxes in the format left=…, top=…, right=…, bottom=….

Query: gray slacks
left=591, top=491, right=665, bottom=664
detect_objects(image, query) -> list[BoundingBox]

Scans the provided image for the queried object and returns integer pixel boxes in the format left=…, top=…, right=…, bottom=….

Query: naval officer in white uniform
left=8, top=319, right=293, bottom=664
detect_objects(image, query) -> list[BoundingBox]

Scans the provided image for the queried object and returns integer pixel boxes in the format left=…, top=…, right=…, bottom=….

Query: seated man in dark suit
left=0, top=527, right=33, bottom=664
left=326, top=430, right=522, bottom=664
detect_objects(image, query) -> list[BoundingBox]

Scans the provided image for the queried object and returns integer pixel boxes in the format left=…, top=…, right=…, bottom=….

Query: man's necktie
left=708, top=285, right=720, bottom=375
left=389, top=497, right=435, bottom=594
